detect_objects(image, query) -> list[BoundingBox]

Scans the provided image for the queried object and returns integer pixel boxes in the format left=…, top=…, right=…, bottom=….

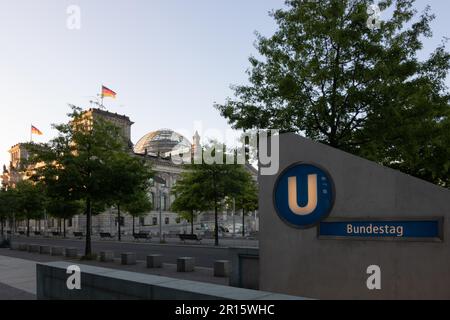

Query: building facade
left=2, top=108, right=258, bottom=236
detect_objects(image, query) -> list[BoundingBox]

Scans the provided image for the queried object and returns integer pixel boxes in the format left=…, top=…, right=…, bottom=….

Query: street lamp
left=153, top=175, right=167, bottom=243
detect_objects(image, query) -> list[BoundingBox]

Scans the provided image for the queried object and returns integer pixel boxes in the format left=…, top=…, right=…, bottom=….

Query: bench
left=73, top=232, right=83, bottom=239
left=179, top=234, right=202, bottom=243
left=34, top=231, right=41, bottom=236
left=133, top=232, right=151, bottom=241
left=52, top=232, right=61, bottom=237
left=100, top=232, right=115, bottom=239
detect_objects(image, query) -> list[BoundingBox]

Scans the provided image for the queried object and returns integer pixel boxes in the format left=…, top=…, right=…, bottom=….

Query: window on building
left=115, top=216, right=125, bottom=227
left=150, top=192, right=155, bottom=209
left=163, top=195, right=167, bottom=211
left=139, top=217, right=145, bottom=226
left=165, top=217, right=170, bottom=225
left=152, top=217, right=157, bottom=225
left=68, top=219, right=73, bottom=227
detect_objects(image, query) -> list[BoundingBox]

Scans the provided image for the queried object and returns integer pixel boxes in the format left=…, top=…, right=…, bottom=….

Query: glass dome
left=133, top=129, right=192, bottom=157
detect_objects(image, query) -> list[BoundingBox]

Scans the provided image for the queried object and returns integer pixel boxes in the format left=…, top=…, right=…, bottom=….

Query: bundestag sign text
left=319, top=219, right=443, bottom=241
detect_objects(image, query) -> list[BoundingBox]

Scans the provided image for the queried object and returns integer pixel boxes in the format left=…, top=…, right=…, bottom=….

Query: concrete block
left=177, top=257, right=195, bottom=272
left=100, top=251, right=114, bottom=262
left=121, top=252, right=136, bottom=265
left=214, top=260, right=230, bottom=277
left=51, top=246, right=64, bottom=256
left=146, top=254, right=163, bottom=268
left=18, top=243, right=28, bottom=251
left=65, top=247, right=78, bottom=258
left=10, top=242, right=20, bottom=250
left=28, top=244, right=40, bottom=253
left=39, top=245, right=51, bottom=254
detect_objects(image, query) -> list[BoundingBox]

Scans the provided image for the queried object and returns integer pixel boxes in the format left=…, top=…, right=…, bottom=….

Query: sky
left=0, top=0, right=448, bottom=167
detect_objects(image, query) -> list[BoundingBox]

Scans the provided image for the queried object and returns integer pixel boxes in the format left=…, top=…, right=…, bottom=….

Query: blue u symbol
left=274, top=163, right=334, bottom=228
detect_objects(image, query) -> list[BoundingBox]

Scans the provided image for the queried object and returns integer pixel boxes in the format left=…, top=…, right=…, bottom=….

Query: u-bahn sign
left=273, top=163, right=334, bottom=229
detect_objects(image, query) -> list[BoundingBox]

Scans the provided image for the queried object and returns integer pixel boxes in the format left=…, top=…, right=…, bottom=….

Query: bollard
left=146, top=254, right=163, bottom=268
left=100, top=251, right=114, bottom=262
left=51, top=246, right=64, bottom=256
left=214, top=260, right=231, bottom=277
left=121, top=252, right=136, bottom=265
left=177, top=257, right=195, bottom=272
left=39, top=245, right=51, bottom=255
left=18, top=243, right=28, bottom=251
left=10, top=242, right=20, bottom=251
left=65, top=247, right=78, bottom=258
left=28, top=244, right=40, bottom=253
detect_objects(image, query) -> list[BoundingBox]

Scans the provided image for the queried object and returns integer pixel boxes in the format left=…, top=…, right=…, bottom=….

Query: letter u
left=288, top=174, right=318, bottom=216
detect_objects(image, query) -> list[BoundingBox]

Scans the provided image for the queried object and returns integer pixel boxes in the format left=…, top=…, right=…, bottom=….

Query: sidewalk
left=0, top=255, right=37, bottom=299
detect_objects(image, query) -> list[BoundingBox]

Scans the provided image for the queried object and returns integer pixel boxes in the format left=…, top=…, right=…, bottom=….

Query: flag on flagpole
left=101, top=85, right=117, bottom=99
left=31, top=125, right=43, bottom=136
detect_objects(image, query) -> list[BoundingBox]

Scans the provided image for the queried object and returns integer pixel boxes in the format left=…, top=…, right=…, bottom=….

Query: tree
left=45, top=197, right=83, bottom=238
left=233, top=174, right=258, bottom=237
left=172, top=171, right=209, bottom=235
left=15, top=181, right=45, bottom=237
left=0, top=188, right=18, bottom=237
left=123, top=190, right=153, bottom=235
left=215, top=0, right=450, bottom=187
left=26, top=105, right=130, bottom=257
left=105, top=152, right=153, bottom=241
left=179, top=143, right=256, bottom=246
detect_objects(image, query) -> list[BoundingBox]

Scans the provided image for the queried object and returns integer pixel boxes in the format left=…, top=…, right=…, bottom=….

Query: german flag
left=31, top=125, right=43, bottom=136
left=102, top=85, right=117, bottom=99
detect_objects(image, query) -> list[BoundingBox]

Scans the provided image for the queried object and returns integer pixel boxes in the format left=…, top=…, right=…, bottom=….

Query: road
left=10, top=236, right=255, bottom=268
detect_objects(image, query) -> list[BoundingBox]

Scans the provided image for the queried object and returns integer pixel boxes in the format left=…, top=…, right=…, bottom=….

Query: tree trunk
left=117, top=205, right=121, bottom=241
left=214, top=205, right=219, bottom=246
left=26, top=218, right=30, bottom=237
left=191, top=211, right=194, bottom=235
left=85, top=197, right=92, bottom=257
left=132, top=215, right=135, bottom=235
left=242, top=209, right=245, bottom=237
left=0, top=218, right=3, bottom=237
left=63, top=219, right=66, bottom=238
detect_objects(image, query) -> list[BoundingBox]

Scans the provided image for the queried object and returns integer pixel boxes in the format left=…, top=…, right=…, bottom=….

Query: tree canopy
left=215, top=0, right=450, bottom=187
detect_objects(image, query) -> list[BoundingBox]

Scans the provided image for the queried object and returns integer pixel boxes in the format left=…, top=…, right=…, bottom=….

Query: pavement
left=0, top=235, right=246, bottom=300
left=0, top=255, right=37, bottom=299
left=9, top=236, right=258, bottom=268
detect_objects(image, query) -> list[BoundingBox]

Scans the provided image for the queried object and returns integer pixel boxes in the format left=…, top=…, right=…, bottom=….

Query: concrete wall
left=229, top=247, right=259, bottom=290
left=259, top=133, right=450, bottom=299
left=37, top=261, right=304, bottom=300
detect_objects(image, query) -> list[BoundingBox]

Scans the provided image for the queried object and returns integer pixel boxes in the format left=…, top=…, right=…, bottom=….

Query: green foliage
left=25, top=105, right=151, bottom=254
left=215, top=0, right=450, bottom=187
left=123, top=190, right=153, bottom=218
left=174, top=143, right=257, bottom=244
left=0, top=188, right=18, bottom=222
left=15, top=180, right=45, bottom=222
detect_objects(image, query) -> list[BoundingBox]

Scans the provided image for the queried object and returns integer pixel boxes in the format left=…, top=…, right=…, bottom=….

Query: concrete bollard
left=121, top=252, right=136, bottom=265
left=39, top=245, right=51, bottom=255
left=65, top=247, right=78, bottom=258
left=146, top=254, right=163, bottom=268
left=177, top=257, right=195, bottom=272
left=100, top=251, right=114, bottom=262
left=214, top=260, right=231, bottom=277
left=18, top=243, right=28, bottom=251
left=28, top=244, right=40, bottom=253
left=51, top=246, right=64, bottom=256
left=10, top=242, right=20, bottom=250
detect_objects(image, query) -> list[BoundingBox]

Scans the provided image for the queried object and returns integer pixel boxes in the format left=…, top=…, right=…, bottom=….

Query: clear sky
left=0, top=0, right=448, bottom=167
